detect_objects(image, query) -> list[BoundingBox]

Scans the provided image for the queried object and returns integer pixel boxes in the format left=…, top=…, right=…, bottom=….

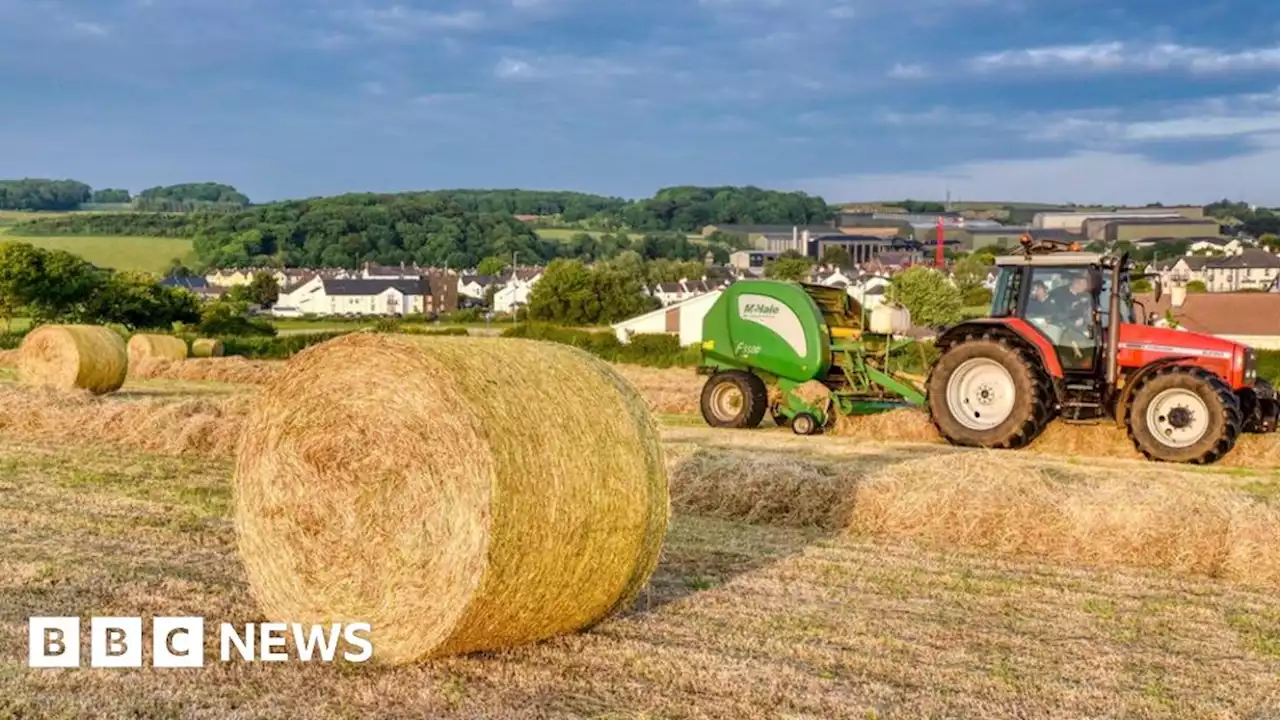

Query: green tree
left=0, top=243, right=103, bottom=321
left=246, top=272, right=280, bottom=306
left=476, top=255, right=509, bottom=276
left=82, top=272, right=201, bottom=330
left=764, top=251, right=813, bottom=282
left=1260, top=233, right=1279, bottom=251
left=1186, top=280, right=1207, bottom=293
left=821, top=246, right=851, bottom=268
left=91, top=188, right=131, bottom=204
left=527, top=260, right=598, bottom=325
left=1130, top=278, right=1153, bottom=293
left=951, top=255, right=989, bottom=293
left=886, top=267, right=963, bottom=327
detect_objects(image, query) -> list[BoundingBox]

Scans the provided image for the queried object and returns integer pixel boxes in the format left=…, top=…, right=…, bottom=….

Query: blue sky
left=3, top=0, right=1280, bottom=205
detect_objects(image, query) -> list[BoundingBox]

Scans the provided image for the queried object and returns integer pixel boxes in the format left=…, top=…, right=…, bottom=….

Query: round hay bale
left=17, top=324, right=127, bottom=394
left=191, top=338, right=225, bottom=358
left=234, top=333, right=669, bottom=665
left=128, top=333, right=188, bottom=365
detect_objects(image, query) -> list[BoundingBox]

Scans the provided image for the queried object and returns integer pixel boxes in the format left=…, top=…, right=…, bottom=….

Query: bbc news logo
left=28, top=617, right=373, bottom=668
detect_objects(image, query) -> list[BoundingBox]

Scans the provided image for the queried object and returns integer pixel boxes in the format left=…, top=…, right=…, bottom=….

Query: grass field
left=0, top=358, right=1278, bottom=717
left=534, top=227, right=647, bottom=242
left=0, top=231, right=195, bottom=274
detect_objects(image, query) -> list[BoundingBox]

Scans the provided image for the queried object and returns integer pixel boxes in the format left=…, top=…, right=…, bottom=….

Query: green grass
left=535, top=228, right=646, bottom=242
left=0, top=231, right=195, bottom=274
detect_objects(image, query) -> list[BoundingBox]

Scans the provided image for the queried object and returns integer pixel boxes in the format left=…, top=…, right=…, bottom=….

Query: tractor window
left=1099, top=274, right=1135, bottom=326
left=1024, top=267, right=1097, bottom=372
left=991, top=268, right=1021, bottom=316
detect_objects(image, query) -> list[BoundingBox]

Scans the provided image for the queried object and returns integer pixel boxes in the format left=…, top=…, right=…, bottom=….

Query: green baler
left=697, top=279, right=926, bottom=435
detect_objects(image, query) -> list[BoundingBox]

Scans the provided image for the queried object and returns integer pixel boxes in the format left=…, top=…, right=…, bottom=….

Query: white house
left=491, top=277, right=540, bottom=314
left=1202, top=249, right=1280, bottom=292
left=1187, top=238, right=1244, bottom=256
left=457, top=274, right=500, bottom=301
left=847, top=275, right=892, bottom=311
left=272, top=276, right=434, bottom=317
left=650, top=278, right=727, bottom=306
left=611, top=290, right=723, bottom=346
left=809, top=267, right=855, bottom=288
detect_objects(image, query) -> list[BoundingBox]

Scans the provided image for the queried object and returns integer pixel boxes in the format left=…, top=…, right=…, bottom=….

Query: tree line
left=11, top=191, right=769, bottom=270
left=0, top=242, right=199, bottom=330
left=0, top=179, right=250, bottom=212
left=0, top=179, right=92, bottom=211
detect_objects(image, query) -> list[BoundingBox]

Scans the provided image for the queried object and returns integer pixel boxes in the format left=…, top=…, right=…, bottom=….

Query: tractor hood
left=1119, top=322, right=1252, bottom=388
left=1127, top=324, right=1242, bottom=356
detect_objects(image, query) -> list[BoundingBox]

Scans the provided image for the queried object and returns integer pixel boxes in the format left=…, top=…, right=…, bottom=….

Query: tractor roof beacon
left=925, top=236, right=1278, bottom=464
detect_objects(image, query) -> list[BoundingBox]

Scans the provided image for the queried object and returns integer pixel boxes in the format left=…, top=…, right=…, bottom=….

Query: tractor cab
left=989, top=238, right=1140, bottom=377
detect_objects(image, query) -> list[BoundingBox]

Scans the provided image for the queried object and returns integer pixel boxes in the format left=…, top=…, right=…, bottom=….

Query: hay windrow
left=129, top=356, right=282, bottom=385
left=611, top=364, right=703, bottom=415
left=17, top=324, right=128, bottom=394
left=233, top=333, right=670, bottom=665
left=668, top=448, right=1280, bottom=588
left=0, top=385, right=247, bottom=456
left=192, top=338, right=225, bottom=357
left=0, top=348, right=17, bottom=367
left=832, top=407, right=1280, bottom=468
left=127, top=333, right=188, bottom=366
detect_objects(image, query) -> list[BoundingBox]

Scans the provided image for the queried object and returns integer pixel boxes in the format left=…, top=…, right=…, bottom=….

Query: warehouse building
left=1101, top=218, right=1222, bottom=243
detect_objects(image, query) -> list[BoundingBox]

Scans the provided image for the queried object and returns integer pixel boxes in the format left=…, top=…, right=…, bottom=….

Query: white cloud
left=71, top=21, right=109, bottom=36
left=346, top=5, right=486, bottom=36
left=887, top=62, right=927, bottom=79
left=968, top=41, right=1280, bottom=75
left=877, top=88, right=1280, bottom=146
left=793, top=136, right=1280, bottom=205
left=492, top=53, right=637, bottom=83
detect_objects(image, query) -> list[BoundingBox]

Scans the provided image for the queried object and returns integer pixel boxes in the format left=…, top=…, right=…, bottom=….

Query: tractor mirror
left=1087, top=267, right=1104, bottom=295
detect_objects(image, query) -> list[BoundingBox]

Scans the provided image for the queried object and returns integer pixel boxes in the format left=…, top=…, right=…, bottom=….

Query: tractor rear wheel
left=1126, top=366, right=1241, bottom=464
left=700, top=370, right=768, bottom=429
left=926, top=335, right=1055, bottom=449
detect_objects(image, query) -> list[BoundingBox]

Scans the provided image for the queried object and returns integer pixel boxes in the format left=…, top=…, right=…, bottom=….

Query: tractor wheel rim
left=1145, top=388, right=1210, bottom=448
left=710, top=383, right=744, bottom=421
left=945, top=358, right=1017, bottom=431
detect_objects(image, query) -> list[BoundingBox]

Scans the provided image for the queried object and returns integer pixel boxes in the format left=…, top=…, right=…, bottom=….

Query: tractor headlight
left=1244, top=348, right=1257, bottom=384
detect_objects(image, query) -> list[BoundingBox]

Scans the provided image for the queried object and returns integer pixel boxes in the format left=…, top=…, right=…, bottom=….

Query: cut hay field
left=1, top=358, right=1278, bottom=718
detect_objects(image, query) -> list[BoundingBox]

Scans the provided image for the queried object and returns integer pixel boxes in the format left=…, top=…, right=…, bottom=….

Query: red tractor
left=926, top=237, right=1278, bottom=464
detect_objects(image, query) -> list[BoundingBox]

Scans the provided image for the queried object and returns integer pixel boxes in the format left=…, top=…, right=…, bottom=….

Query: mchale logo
left=28, top=617, right=373, bottom=668
left=742, top=303, right=780, bottom=317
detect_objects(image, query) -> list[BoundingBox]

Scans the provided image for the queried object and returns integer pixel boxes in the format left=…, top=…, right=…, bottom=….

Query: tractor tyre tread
left=925, top=332, right=1055, bottom=450
left=700, top=370, right=769, bottom=429
left=1124, top=365, right=1241, bottom=464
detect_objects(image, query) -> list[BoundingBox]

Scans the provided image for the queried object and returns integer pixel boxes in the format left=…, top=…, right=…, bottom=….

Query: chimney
left=1171, top=282, right=1187, bottom=308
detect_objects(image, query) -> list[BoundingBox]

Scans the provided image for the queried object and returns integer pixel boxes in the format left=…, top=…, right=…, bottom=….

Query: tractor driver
left=1048, top=274, right=1092, bottom=330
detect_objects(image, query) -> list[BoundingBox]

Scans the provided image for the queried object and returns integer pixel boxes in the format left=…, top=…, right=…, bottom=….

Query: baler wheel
left=791, top=412, right=819, bottom=436
left=700, top=371, right=768, bottom=429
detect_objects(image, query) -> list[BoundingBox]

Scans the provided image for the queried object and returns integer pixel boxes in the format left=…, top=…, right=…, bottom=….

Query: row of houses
left=1150, top=248, right=1280, bottom=293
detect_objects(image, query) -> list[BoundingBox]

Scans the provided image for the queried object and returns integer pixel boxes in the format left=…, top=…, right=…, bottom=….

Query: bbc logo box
left=29, top=616, right=204, bottom=669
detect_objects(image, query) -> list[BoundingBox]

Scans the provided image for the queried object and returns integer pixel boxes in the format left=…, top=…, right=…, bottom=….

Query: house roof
left=162, top=276, right=208, bottom=288
left=1135, top=291, right=1280, bottom=336
left=1176, top=256, right=1215, bottom=270
left=321, top=278, right=429, bottom=296
left=1208, top=249, right=1280, bottom=269
left=706, top=223, right=834, bottom=235
left=1104, top=217, right=1220, bottom=228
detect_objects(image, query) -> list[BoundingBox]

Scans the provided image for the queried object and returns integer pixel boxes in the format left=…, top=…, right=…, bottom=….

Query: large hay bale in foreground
left=234, top=333, right=670, bottom=665
left=17, top=324, right=127, bottom=394
left=127, top=333, right=188, bottom=365
left=191, top=338, right=224, bottom=357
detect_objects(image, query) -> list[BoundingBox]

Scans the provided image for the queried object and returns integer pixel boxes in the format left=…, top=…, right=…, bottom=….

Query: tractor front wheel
left=1126, top=366, right=1241, bottom=464
left=926, top=335, right=1054, bottom=449
left=700, top=370, right=768, bottom=429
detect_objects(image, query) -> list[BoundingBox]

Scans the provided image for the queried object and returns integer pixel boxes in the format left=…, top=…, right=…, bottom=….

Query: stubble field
left=0, top=358, right=1277, bottom=719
